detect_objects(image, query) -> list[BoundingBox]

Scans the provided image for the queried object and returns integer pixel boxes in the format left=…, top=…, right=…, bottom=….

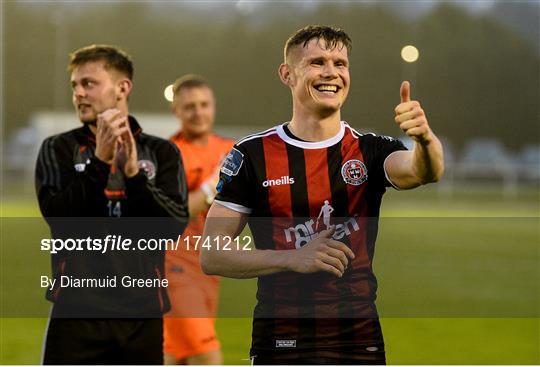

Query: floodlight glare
left=164, top=84, right=174, bottom=102
left=401, top=45, right=419, bottom=63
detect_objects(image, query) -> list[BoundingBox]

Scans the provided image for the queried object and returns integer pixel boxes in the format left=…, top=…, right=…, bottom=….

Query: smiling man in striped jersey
left=202, top=25, right=444, bottom=365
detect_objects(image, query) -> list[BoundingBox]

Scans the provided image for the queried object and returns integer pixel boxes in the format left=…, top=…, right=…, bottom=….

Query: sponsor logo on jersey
left=221, top=148, right=244, bottom=177
left=380, top=135, right=396, bottom=141
left=138, top=160, right=156, bottom=180
left=74, top=159, right=91, bottom=172
left=262, top=176, right=295, bottom=187
left=283, top=201, right=360, bottom=249
left=216, top=179, right=225, bottom=193
left=341, top=159, right=368, bottom=186
left=276, top=340, right=296, bottom=348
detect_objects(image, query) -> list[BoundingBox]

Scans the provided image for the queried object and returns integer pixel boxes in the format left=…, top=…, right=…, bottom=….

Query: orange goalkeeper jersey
left=168, top=131, right=234, bottom=279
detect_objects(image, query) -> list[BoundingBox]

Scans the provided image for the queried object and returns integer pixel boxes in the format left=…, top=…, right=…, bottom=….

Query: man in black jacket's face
left=70, top=59, right=129, bottom=125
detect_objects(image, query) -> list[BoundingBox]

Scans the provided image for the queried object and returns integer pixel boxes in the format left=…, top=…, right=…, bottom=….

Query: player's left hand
left=394, top=81, right=433, bottom=144
left=117, top=125, right=139, bottom=178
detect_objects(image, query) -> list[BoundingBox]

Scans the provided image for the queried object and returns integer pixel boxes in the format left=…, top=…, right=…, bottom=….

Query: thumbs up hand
left=394, top=81, right=432, bottom=144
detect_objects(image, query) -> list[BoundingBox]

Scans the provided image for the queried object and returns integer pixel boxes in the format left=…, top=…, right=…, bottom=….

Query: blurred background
left=2, top=0, right=539, bottom=197
left=1, top=0, right=539, bottom=365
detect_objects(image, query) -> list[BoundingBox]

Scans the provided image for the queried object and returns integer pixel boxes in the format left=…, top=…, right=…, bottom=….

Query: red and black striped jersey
left=215, top=121, right=407, bottom=360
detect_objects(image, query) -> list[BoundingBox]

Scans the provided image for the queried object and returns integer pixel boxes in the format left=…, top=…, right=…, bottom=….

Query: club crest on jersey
left=138, top=160, right=156, bottom=180
left=221, top=148, right=244, bottom=177
left=341, top=159, right=368, bottom=186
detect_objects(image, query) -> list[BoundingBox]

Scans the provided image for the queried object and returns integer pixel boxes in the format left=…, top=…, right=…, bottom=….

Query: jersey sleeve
left=363, top=134, right=408, bottom=189
left=124, top=139, right=188, bottom=219
left=214, top=144, right=253, bottom=214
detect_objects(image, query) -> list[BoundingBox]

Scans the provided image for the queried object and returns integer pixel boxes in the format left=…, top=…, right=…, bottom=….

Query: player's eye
left=82, top=80, right=95, bottom=88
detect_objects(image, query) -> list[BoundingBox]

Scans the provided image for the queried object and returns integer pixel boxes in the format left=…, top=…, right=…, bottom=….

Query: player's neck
left=288, top=111, right=341, bottom=142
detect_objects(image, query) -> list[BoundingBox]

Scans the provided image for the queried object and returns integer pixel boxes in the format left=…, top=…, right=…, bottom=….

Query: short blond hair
left=172, top=74, right=210, bottom=96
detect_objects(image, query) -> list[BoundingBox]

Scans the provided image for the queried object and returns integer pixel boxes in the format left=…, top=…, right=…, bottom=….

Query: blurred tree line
left=3, top=2, right=539, bottom=150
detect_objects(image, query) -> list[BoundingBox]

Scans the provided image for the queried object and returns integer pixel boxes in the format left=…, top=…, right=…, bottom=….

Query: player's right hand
left=94, top=108, right=130, bottom=165
left=286, top=226, right=355, bottom=277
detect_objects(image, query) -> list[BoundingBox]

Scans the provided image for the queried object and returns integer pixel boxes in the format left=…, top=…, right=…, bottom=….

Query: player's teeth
left=317, top=85, right=337, bottom=92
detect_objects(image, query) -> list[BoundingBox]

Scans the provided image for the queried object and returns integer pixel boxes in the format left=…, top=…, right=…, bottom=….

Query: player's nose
left=193, top=105, right=208, bottom=119
left=321, top=62, right=338, bottom=78
left=72, top=85, right=86, bottom=99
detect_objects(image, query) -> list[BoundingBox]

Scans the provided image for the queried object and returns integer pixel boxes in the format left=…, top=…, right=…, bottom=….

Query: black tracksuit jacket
left=35, top=116, right=188, bottom=317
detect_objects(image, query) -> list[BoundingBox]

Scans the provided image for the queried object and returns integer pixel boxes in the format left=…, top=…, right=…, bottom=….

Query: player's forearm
left=188, top=189, right=209, bottom=217
left=200, top=238, right=292, bottom=279
left=411, top=132, right=444, bottom=184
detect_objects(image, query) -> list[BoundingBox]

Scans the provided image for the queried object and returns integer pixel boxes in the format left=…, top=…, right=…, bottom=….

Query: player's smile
left=308, top=79, right=346, bottom=108
left=313, top=83, right=341, bottom=95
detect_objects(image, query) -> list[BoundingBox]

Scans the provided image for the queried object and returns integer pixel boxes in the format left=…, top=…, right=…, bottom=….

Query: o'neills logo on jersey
left=262, top=176, right=295, bottom=187
left=283, top=201, right=360, bottom=249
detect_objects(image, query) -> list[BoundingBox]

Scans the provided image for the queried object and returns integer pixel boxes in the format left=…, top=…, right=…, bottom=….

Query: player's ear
left=116, top=78, right=132, bottom=100
left=278, top=63, right=292, bottom=87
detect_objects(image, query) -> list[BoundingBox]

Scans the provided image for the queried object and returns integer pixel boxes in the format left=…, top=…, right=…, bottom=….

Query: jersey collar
left=276, top=121, right=345, bottom=149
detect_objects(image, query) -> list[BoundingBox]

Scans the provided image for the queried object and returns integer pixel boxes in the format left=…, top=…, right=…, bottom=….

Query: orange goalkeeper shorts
left=163, top=280, right=220, bottom=359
